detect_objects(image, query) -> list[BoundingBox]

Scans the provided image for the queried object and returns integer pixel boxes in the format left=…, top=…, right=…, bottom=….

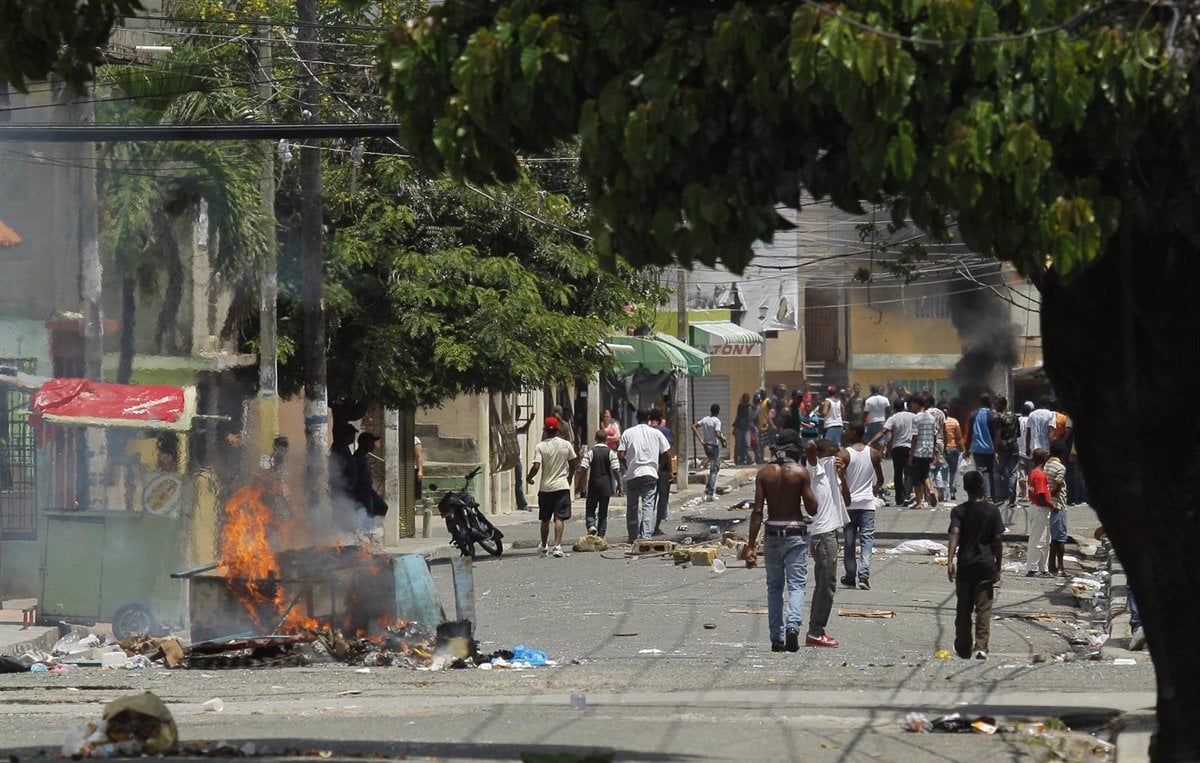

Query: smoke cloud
left=948, top=271, right=1019, bottom=406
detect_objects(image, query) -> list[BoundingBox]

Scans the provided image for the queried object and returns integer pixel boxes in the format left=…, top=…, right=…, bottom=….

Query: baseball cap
left=544, top=416, right=559, bottom=430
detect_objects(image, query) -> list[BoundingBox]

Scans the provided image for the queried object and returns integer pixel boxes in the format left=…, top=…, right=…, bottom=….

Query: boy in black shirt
left=947, top=471, right=1004, bottom=659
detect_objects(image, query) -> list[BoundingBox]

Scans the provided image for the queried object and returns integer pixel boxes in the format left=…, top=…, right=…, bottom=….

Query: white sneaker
left=551, top=545, right=564, bottom=558
left=587, top=525, right=598, bottom=536
left=537, top=543, right=548, bottom=556
left=974, top=650, right=987, bottom=660
left=1130, top=628, right=1147, bottom=651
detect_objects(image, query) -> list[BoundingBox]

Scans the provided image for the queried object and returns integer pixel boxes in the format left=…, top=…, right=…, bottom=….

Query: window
left=915, top=292, right=951, bottom=319
left=1, top=358, right=37, bottom=540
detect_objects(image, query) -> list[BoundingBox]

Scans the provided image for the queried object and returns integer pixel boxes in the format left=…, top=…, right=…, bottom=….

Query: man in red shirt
left=1025, top=448, right=1053, bottom=578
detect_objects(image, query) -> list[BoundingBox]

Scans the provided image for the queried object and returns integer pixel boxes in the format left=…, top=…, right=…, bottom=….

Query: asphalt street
left=0, top=478, right=1156, bottom=761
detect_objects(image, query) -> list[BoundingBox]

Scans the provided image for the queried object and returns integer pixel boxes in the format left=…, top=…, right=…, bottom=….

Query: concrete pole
left=255, top=17, right=280, bottom=458
left=297, top=0, right=330, bottom=517
left=675, top=267, right=689, bottom=489
left=383, top=408, right=401, bottom=545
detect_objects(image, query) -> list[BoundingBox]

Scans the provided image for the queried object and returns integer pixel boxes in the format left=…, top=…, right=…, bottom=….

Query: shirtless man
left=745, top=430, right=818, bottom=652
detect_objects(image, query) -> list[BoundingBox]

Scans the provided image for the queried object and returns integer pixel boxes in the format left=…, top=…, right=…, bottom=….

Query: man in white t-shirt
left=863, top=386, right=892, bottom=448
left=867, top=399, right=915, bottom=506
left=804, top=439, right=852, bottom=647
left=527, top=417, right=579, bottom=558
left=618, top=408, right=672, bottom=542
left=1025, top=397, right=1056, bottom=455
left=691, top=404, right=727, bottom=502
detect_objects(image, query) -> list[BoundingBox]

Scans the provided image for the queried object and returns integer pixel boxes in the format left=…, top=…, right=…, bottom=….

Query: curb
left=1103, top=552, right=1154, bottom=762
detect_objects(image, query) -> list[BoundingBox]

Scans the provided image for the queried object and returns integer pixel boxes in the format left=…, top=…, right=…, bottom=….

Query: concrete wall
left=710, top=356, right=760, bottom=424
left=0, top=92, right=86, bottom=321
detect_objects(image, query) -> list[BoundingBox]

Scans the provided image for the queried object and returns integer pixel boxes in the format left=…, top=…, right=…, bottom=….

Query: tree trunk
left=116, top=274, right=136, bottom=384
left=1040, top=222, right=1200, bottom=761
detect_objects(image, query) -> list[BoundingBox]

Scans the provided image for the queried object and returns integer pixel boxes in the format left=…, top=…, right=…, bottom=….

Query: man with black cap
left=352, top=432, right=388, bottom=517
left=744, top=430, right=818, bottom=652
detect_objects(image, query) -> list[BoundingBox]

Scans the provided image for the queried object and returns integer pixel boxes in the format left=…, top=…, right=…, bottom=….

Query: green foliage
left=378, top=1, right=1197, bottom=282
left=0, top=0, right=141, bottom=93
left=294, top=154, right=662, bottom=410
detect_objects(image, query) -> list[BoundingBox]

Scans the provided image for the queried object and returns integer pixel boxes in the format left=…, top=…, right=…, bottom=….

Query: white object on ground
left=886, top=539, right=949, bottom=556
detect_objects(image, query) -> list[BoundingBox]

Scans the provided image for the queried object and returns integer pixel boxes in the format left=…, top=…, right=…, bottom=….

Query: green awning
left=690, top=320, right=763, bottom=357
left=608, top=336, right=687, bottom=375
left=654, top=332, right=710, bottom=376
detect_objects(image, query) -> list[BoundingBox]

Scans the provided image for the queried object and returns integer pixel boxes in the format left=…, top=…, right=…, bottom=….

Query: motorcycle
left=433, top=466, right=504, bottom=558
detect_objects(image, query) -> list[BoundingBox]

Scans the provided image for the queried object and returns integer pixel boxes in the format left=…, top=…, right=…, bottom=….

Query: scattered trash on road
left=570, top=693, right=587, bottom=710
left=638, top=649, right=663, bottom=655
left=1112, top=658, right=1137, bottom=666
left=902, top=712, right=932, bottom=732
left=201, top=697, right=224, bottom=713
left=933, top=649, right=953, bottom=660
left=63, top=691, right=179, bottom=757
left=838, top=609, right=895, bottom=619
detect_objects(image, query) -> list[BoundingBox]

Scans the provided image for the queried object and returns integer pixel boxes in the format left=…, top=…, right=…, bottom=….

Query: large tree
left=374, top=1, right=1199, bottom=759
left=271, top=151, right=661, bottom=410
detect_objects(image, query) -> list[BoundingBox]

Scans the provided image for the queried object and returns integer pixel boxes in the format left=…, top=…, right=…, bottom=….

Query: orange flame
left=220, top=485, right=285, bottom=623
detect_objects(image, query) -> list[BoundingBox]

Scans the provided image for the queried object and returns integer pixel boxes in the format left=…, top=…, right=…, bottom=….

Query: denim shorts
left=1048, top=508, right=1068, bottom=542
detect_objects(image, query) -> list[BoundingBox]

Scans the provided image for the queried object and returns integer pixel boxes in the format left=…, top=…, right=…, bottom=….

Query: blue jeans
left=656, top=472, right=671, bottom=523
left=704, top=443, right=721, bottom=496
left=843, top=509, right=876, bottom=581
left=942, top=447, right=961, bottom=499
left=996, top=451, right=1019, bottom=504
left=624, top=475, right=659, bottom=542
left=764, top=533, right=809, bottom=644
left=734, top=428, right=752, bottom=465
left=1128, top=586, right=1141, bottom=632
left=973, top=452, right=995, bottom=497
left=824, top=425, right=843, bottom=447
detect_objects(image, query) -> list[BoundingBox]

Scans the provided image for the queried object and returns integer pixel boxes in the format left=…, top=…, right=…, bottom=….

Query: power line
left=799, top=0, right=1117, bottom=46
left=0, top=122, right=402, bottom=142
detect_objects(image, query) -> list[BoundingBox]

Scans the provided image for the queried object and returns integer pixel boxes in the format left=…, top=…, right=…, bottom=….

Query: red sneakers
left=805, top=633, right=839, bottom=648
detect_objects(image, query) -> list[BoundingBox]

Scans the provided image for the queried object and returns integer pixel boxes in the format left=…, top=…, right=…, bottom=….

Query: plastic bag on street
left=887, top=540, right=949, bottom=556
left=509, top=646, right=548, bottom=667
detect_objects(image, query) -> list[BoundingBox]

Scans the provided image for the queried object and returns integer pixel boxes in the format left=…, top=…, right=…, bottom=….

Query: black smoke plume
left=948, top=270, right=1019, bottom=410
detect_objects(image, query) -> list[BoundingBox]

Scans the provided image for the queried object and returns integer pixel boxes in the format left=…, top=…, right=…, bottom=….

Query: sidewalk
left=386, top=463, right=758, bottom=559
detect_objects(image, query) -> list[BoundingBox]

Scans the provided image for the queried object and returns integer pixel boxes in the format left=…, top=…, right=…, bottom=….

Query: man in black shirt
left=947, top=471, right=1004, bottom=659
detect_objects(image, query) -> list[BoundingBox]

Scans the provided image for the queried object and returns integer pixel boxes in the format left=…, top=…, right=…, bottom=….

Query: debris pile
left=63, top=692, right=178, bottom=758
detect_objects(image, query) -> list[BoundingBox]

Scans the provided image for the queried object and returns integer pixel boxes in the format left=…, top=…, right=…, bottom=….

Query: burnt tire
left=112, top=603, right=157, bottom=641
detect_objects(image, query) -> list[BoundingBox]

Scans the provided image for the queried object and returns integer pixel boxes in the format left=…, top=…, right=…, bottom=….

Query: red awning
left=31, top=378, right=196, bottom=430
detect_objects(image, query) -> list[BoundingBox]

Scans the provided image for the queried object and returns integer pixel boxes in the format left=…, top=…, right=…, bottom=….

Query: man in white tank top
left=841, top=424, right=885, bottom=590
left=804, top=439, right=852, bottom=647
left=819, top=388, right=846, bottom=446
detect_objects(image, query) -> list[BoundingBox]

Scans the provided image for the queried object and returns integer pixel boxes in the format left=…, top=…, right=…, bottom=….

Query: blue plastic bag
left=510, top=645, right=547, bottom=666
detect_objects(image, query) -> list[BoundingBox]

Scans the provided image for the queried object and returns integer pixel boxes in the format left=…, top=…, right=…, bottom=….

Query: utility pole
left=255, top=17, right=279, bottom=457
left=75, top=89, right=103, bottom=381
left=675, top=267, right=689, bottom=491
left=297, top=0, right=330, bottom=515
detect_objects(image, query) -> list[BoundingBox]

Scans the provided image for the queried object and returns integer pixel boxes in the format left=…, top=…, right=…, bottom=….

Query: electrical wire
left=799, top=0, right=1117, bottom=46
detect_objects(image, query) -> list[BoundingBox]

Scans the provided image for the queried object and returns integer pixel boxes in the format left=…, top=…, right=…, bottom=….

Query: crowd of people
left=740, top=383, right=1084, bottom=659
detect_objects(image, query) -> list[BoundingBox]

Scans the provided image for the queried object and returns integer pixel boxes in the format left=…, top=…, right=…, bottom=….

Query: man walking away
left=650, top=407, right=674, bottom=535
left=692, top=404, right=727, bottom=502
left=994, top=396, right=1022, bottom=517
left=1025, top=448, right=1053, bottom=577
left=1024, top=397, right=1056, bottom=456
left=1044, top=443, right=1069, bottom=577
left=743, top=431, right=818, bottom=652
left=908, top=396, right=937, bottom=510
left=964, top=393, right=999, bottom=498
left=819, top=387, right=846, bottom=446
left=941, top=406, right=963, bottom=502
left=863, top=386, right=891, bottom=447
left=618, top=408, right=671, bottom=542
left=527, top=417, right=579, bottom=558
left=733, top=393, right=755, bottom=466
left=352, top=432, right=388, bottom=518
left=578, top=429, right=620, bottom=538
left=841, top=424, right=884, bottom=590
left=804, top=439, right=851, bottom=647
left=947, top=471, right=1004, bottom=659
left=867, top=397, right=915, bottom=507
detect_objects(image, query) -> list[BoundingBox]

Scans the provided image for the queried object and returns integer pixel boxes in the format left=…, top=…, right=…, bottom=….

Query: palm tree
left=97, top=55, right=267, bottom=381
